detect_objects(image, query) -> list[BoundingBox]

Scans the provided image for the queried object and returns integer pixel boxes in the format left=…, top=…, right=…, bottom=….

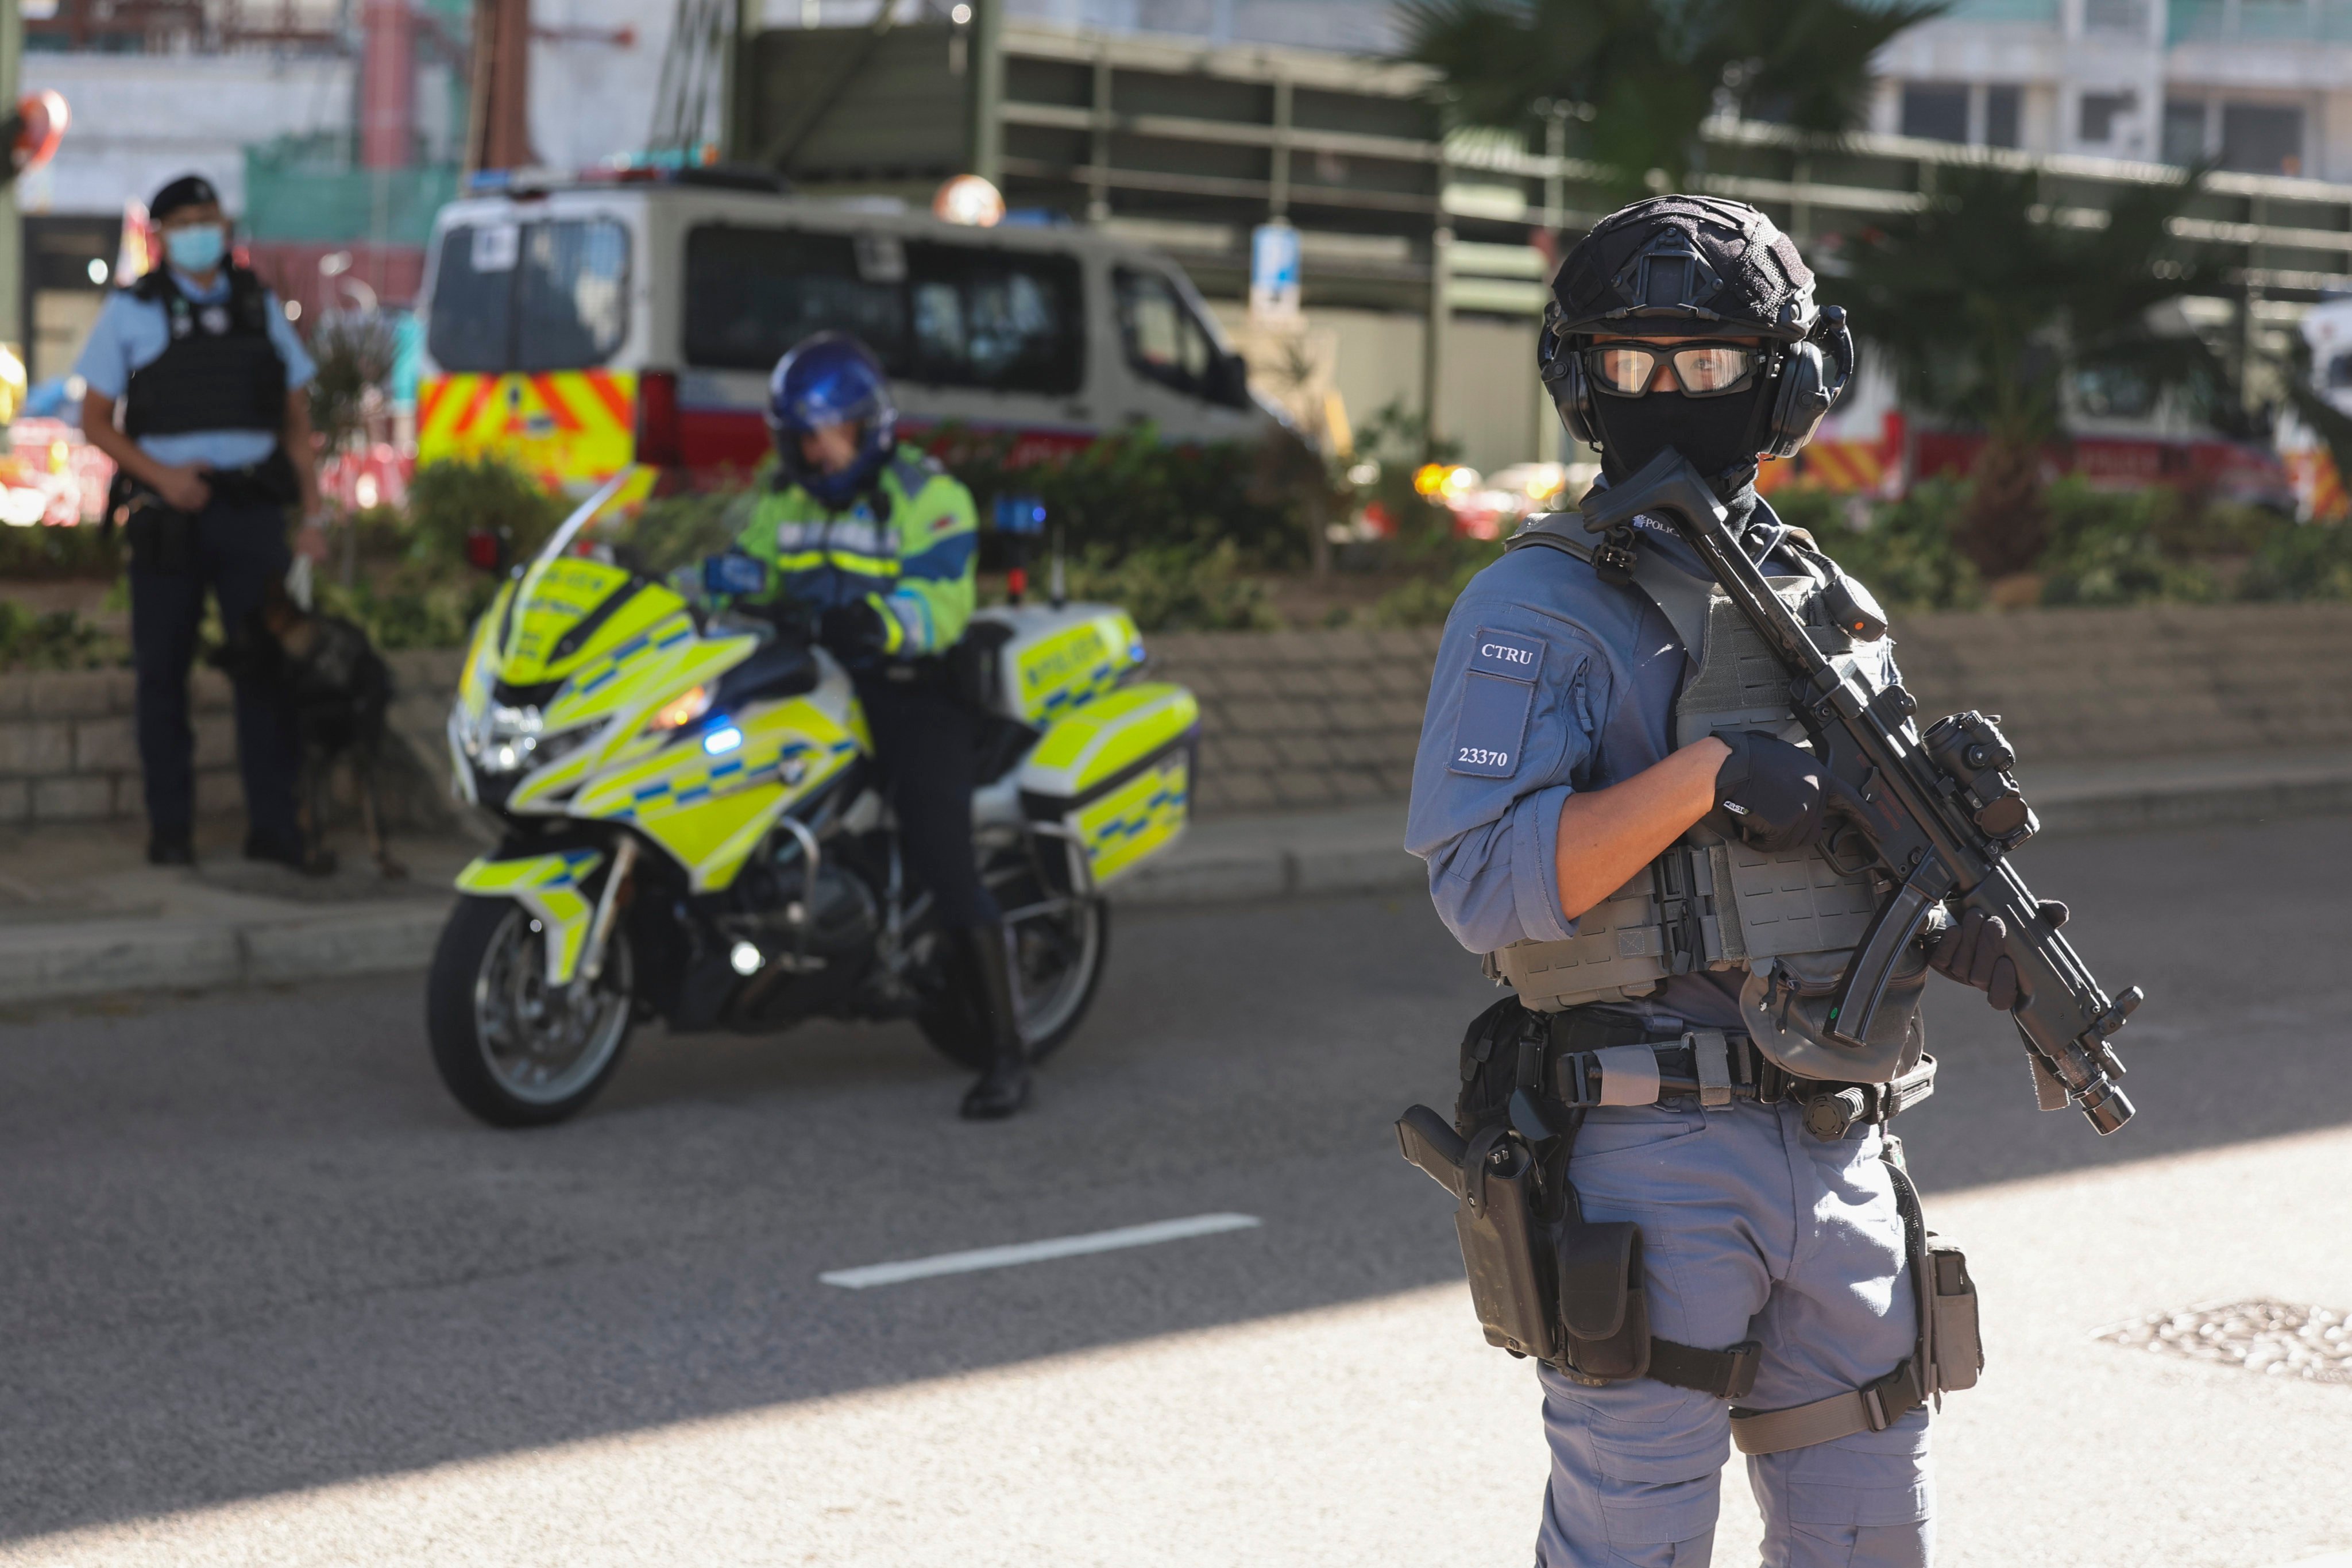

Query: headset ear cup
left=1764, top=342, right=1832, bottom=459
left=1558, top=352, right=1597, bottom=446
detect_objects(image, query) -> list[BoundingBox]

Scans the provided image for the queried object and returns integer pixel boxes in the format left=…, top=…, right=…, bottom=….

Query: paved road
left=3, top=818, right=2350, bottom=1565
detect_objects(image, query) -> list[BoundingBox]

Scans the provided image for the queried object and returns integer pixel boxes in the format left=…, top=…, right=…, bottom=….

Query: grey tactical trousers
left=1532, top=1097, right=1931, bottom=1567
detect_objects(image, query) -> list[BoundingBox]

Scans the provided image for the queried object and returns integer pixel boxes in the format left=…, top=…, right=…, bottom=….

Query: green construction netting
left=243, top=138, right=459, bottom=247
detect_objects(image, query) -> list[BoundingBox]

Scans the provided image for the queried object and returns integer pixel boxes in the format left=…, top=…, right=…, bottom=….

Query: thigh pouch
left=1401, top=1002, right=1970, bottom=1444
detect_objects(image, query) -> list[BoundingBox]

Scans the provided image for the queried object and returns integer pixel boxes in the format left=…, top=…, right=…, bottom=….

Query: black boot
left=945, top=925, right=1031, bottom=1121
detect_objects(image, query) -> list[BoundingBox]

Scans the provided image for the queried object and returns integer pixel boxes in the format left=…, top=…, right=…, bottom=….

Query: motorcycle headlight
left=472, top=716, right=601, bottom=778
left=465, top=702, right=541, bottom=753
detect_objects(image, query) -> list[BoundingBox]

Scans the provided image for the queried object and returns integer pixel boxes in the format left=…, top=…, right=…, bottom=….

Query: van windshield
left=428, top=217, right=631, bottom=373
left=683, top=226, right=1084, bottom=396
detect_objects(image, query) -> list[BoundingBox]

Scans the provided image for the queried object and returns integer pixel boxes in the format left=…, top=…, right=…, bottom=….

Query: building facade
left=1872, top=0, right=2352, bottom=181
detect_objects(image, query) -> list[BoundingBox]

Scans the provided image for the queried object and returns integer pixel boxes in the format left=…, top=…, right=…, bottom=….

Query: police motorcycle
left=428, top=470, right=1199, bottom=1127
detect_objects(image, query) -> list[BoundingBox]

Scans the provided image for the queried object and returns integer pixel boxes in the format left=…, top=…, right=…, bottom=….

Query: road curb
left=2, top=771, right=2343, bottom=1009
left=0, top=900, right=451, bottom=1010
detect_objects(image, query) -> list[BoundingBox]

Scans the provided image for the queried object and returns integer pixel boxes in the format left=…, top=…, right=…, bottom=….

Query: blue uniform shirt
left=72, top=268, right=317, bottom=472
left=1405, top=502, right=1813, bottom=1029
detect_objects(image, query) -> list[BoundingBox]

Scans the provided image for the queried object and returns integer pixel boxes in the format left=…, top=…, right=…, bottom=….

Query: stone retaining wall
left=3, top=604, right=2348, bottom=826
left=1160, top=603, right=2352, bottom=816
left=0, top=650, right=462, bottom=828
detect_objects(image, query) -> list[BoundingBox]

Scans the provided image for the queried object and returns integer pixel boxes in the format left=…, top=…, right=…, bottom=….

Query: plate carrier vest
left=1488, top=512, right=1928, bottom=1084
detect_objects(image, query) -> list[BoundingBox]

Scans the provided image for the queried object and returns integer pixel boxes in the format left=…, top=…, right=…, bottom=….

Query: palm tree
left=1828, top=163, right=2233, bottom=577
left=1396, top=0, right=1945, bottom=196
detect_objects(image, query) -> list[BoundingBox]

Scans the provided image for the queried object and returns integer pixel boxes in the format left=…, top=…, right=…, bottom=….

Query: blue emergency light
left=994, top=496, right=1048, bottom=536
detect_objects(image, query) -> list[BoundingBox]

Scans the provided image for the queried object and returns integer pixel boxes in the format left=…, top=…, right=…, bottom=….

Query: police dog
left=213, top=577, right=405, bottom=879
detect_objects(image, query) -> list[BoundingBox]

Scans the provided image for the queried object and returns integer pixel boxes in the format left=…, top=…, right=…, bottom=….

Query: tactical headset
left=1538, top=300, right=1856, bottom=462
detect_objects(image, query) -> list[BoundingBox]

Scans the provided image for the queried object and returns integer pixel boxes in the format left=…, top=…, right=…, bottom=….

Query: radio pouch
left=1552, top=1192, right=1651, bottom=1382
left=1396, top=1105, right=1557, bottom=1361
left=1926, top=1237, right=1982, bottom=1393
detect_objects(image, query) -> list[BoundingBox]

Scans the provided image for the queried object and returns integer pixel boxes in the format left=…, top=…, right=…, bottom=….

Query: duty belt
left=1539, top=1010, right=1937, bottom=1141
left=1522, top=1009, right=1938, bottom=1412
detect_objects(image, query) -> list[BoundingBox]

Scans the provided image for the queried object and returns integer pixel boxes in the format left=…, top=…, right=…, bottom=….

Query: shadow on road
left=0, top=816, right=2343, bottom=1542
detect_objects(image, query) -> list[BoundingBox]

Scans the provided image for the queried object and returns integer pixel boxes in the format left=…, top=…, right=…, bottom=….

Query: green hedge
left=1772, top=478, right=2352, bottom=612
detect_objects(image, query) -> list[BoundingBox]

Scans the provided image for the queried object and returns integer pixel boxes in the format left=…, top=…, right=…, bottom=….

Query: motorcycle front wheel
left=918, top=834, right=1110, bottom=1071
left=426, top=895, right=635, bottom=1128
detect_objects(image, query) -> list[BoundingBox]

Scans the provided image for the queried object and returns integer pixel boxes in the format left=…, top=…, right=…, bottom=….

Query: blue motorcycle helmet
left=767, top=332, right=898, bottom=508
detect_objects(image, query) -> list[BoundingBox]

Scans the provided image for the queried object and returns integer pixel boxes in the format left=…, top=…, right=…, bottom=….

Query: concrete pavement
left=2, top=817, right=2350, bottom=1565
left=5, top=743, right=2350, bottom=1009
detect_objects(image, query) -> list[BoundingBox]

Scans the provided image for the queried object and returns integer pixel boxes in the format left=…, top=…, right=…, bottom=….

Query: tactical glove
left=818, top=600, right=887, bottom=657
left=1929, top=901, right=2068, bottom=1011
left=1710, top=731, right=1833, bottom=853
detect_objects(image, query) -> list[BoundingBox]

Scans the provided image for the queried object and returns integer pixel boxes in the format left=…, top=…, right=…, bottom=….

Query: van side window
left=427, top=218, right=630, bottom=373
left=1114, top=267, right=1219, bottom=399
left=905, top=243, right=1083, bottom=396
left=683, top=227, right=1083, bottom=397
left=683, top=227, right=907, bottom=373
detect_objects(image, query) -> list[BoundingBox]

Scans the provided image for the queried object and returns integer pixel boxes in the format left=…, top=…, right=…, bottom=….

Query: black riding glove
left=1929, top=901, right=2067, bottom=1012
left=818, top=600, right=887, bottom=658
left=1710, top=731, right=1833, bottom=853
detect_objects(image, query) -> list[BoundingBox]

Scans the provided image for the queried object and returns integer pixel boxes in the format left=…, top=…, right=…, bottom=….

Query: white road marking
left=820, top=1212, right=1262, bottom=1289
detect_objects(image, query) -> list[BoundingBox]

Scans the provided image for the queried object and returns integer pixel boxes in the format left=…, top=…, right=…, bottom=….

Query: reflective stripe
left=884, top=591, right=928, bottom=651
left=773, top=518, right=892, bottom=556
left=872, top=593, right=908, bottom=654
left=773, top=549, right=901, bottom=577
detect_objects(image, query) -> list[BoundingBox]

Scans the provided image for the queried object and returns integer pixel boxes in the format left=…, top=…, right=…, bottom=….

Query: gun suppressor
left=2080, top=1077, right=2133, bottom=1135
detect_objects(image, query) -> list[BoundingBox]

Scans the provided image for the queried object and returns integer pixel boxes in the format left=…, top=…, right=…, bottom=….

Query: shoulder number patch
left=1449, top=628, right=1543, bottom=779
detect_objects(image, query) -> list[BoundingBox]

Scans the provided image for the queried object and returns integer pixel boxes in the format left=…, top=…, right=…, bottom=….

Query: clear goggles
left=1582, top=339, right=1764, bottom=399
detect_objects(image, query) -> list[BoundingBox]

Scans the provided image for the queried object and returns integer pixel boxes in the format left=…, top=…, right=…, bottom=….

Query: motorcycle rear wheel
left=918, top=837, right=1110, bottom=1071
left=426, top=895, right=635, bottom=1128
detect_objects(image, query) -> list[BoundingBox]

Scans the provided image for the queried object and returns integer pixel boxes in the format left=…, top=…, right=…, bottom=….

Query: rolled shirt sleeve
left=69, top=292, right=143, bottom=400
left=1405, top=576, right=1612, bottom=955
left=263, top=294, right=317, bottom=391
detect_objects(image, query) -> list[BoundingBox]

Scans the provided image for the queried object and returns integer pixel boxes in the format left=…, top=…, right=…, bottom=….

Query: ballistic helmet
left=1549, top=195, right=1821, bottom=342
left=767, top=332, right=899, bottom=507
left=1539, top=196, right=1853, bottom=479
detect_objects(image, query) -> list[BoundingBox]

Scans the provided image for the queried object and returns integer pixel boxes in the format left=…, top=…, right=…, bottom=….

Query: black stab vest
left=122, top=267, right=288, bottom=440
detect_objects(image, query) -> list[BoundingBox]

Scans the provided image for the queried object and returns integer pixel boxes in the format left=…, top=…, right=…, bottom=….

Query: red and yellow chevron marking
left=418, top=370, right=638, bottom=489
left=2287, top=448, right=2348, bottom=522
left=1798, top=439, right=1887, bottom=495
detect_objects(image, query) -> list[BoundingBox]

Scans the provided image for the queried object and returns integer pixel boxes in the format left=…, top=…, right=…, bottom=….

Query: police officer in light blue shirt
left=1407, top=198, right=2022, bottom=1568
left=75, top=173, right=327, bottom=869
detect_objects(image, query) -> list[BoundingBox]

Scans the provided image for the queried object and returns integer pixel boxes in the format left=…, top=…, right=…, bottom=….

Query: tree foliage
left=1396, top=0, right=1944, bottom=192
left=1826, top=163, right=2233, bottom=574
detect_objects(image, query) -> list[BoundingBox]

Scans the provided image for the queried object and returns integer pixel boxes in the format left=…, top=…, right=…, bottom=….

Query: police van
left=414, top=167, right=1275, bottom=489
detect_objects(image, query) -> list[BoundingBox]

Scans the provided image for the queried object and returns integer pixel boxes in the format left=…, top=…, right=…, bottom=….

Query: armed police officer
left=1405, top=198, right=2020, bottom=1567
left=719, top=333, right=1030, bottom=1120
left=76, top=173, right=327, bottom=870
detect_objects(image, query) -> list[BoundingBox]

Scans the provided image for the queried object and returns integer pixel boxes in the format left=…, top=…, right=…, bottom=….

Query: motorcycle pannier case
left=966, top=603, right=1146, bottom=724
left=1017, top=681, right=1199, bottom=886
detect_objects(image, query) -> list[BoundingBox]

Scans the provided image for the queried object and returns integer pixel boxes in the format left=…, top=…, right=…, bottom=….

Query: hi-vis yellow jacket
left=733, top=444, right=978, bottom=658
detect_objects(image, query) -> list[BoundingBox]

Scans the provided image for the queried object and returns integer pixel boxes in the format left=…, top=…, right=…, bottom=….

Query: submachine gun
left=1585, top=450, right=2144, bottom=1136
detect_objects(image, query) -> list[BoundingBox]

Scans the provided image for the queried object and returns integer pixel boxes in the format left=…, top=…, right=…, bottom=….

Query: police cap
left=149, top=174, right=223, bottom=223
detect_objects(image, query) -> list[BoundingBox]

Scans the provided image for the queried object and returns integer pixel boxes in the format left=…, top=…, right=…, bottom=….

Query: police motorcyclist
left=75, top=173, right=327, bottom=870
left=721, top=333, right=1030, bottom=1120
left=1407, top=197, right=2019, bottom=1566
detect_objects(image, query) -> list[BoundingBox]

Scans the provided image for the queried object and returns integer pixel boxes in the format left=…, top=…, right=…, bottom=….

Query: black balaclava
left=1588, top=376, right=1770, bottom=488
